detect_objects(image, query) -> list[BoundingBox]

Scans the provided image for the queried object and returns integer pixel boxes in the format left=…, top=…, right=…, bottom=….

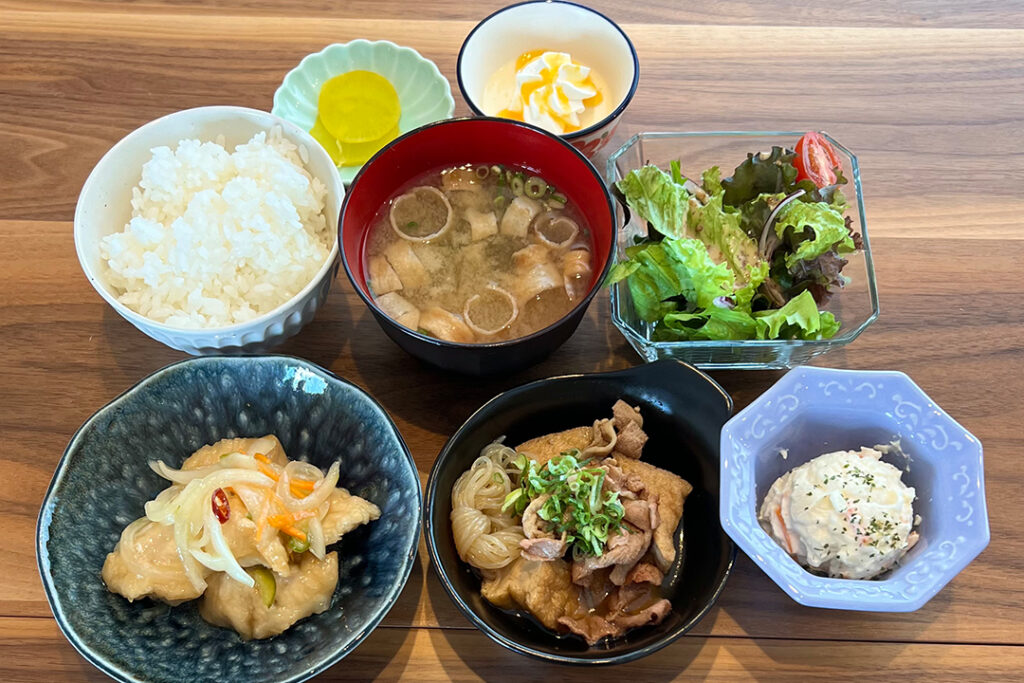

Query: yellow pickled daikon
left=311, top=70, right=401, bottom=167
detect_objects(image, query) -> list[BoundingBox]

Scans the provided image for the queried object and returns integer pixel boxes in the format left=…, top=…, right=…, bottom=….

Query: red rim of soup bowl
left=339, top=117, right=616, bottom=362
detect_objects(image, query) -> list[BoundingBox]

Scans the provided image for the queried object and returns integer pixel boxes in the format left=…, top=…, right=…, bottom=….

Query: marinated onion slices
left=144, top=437, right=341, bottom=593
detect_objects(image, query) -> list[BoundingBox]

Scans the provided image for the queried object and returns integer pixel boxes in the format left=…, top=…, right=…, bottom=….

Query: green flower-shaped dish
left=273, top=40, right=456, bottom=183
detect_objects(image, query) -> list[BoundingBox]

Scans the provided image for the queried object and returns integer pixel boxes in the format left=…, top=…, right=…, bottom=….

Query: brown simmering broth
left=363, top=163, right=594, bottom=343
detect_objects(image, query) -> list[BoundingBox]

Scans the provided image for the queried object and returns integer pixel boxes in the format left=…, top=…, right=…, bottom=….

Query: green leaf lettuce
left=753, top=289, right=839, bottom=340
left=615, top=165, right=690, bottom=239
left=774, top=201, right=855, bottom=269
left=686, top=191, right=768, bottom=293
left=656, top=306, right=758, bottom=341
left=608, top=237, right=733, bottom=322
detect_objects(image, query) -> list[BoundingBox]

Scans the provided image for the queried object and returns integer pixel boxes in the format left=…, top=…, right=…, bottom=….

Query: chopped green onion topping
left=502, top=450, right=625, bottom=558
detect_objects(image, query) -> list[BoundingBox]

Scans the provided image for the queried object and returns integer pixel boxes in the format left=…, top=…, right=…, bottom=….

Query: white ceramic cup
left=457, top=0, right=639, bottom=158
left=74, top=106, right=344, bottom=354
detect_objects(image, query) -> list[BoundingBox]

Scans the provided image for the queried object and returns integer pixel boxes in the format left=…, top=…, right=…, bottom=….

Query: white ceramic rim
left=73, top=105, right=343, bottom=336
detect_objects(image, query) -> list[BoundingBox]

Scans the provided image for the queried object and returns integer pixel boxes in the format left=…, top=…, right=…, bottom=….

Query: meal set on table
left=36, top=1, right=989, bottom=680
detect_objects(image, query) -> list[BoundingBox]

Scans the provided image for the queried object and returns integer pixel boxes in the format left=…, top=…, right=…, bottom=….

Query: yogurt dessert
left=759, top=447, right=920, bottom=579
left=481, top=50, right=612, bottom=135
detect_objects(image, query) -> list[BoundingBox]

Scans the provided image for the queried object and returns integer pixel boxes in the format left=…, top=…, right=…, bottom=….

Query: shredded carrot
left=266, top=513, right=290, bottom=528
left=287, top=479, right=317, bottom=499
left=267, top=510, right=316, bottom=529
left=280, top=525, right=308, bottom=542
left=253, top=452, right=269, bottom=463
left=775, top=507, right=794, bottom=554
left=257, top=462, right=279, bottom=482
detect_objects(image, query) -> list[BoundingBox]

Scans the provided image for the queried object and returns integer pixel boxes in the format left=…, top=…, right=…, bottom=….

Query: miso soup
left=363, top=164, right=594, bottom=343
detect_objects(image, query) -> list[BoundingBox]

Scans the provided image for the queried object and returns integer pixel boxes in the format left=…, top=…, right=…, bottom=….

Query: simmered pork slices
left=455, top=400, right=692, bottom=646
left=617, top=458, right=692, bottom=572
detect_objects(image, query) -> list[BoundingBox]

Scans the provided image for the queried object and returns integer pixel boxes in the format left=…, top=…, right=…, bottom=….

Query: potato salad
left=759, top=447, right=919, bottom=579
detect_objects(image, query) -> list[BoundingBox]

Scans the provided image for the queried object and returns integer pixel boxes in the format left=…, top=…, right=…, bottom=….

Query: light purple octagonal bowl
left=719, top=366, right=989, bottom=611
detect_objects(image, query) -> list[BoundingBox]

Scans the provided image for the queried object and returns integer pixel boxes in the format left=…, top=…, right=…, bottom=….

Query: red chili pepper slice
left=212, top=488, right=230, bottom=524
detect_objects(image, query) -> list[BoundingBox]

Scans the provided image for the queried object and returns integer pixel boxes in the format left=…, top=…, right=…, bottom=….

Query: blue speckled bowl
left=720, top=365, right=989, bottom=611
left=36, top=356, right=421, bottom=683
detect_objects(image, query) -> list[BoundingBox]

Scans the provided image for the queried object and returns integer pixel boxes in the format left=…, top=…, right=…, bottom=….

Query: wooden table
left=3, top=1, right=1022, bottom=679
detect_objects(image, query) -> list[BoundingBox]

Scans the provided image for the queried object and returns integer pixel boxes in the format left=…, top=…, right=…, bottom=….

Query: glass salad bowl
left=606, top=131, right=879, bottom=370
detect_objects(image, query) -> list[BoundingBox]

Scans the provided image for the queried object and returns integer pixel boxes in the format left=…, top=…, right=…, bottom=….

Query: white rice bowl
left=100, top=128, right=331, bottom=329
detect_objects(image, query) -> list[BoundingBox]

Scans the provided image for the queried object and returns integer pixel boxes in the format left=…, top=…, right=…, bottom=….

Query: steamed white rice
left=100, top=127, right=331, bottom=328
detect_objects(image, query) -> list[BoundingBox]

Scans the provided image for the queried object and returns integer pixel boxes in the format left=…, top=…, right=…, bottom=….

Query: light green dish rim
left=272, top=40, right=456, bottom=183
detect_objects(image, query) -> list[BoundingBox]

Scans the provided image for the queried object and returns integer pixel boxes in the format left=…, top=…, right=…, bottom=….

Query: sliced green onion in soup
left=525, top=176, right=547, bottom=198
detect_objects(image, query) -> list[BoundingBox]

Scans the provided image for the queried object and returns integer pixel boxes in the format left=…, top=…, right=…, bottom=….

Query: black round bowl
left=424, top=359, right=736, bottom=664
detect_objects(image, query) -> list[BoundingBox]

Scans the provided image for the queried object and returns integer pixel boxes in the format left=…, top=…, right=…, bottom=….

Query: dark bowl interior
left=37, top=356, right=421, bottom=683
left=425, top=359, right=736, bottom=664
left=339, top=116, right=616, bottom=375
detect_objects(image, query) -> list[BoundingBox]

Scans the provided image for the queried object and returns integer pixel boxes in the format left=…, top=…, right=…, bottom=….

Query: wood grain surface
left=2, top=0, right=1022, bottom=680
left=1, top=617, right=1023, bottom=683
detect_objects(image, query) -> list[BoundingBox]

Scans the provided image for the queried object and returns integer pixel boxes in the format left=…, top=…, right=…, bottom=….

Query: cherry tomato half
left=793, top=132, right=842, bottom=188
